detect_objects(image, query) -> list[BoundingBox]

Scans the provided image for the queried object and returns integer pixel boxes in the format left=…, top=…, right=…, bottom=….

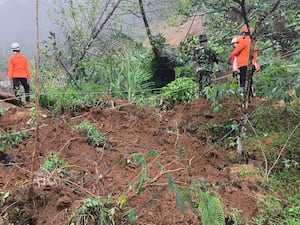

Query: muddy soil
left=0, top=96, right=272, bottom=225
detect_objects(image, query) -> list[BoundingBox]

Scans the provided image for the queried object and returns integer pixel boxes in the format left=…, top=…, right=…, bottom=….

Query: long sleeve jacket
left=193, top=45, right=218, bottom=71
left=8, top=52, right=31, bottom=80
left=231, top=36, right=257, bottom=68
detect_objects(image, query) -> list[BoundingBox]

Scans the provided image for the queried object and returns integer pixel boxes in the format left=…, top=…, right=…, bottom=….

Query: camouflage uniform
left=193, top=45, right=218, bottom=97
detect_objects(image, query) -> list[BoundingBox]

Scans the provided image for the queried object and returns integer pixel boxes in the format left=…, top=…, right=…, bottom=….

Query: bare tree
left=47, top=0, right=124, bottom=85
left=234, top=0, right=281, bottom=155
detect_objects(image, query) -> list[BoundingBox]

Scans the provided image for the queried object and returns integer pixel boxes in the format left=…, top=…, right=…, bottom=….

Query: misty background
left=0, top=0, right=55, bottom=59
left=0, top=0, right=175, bottom=72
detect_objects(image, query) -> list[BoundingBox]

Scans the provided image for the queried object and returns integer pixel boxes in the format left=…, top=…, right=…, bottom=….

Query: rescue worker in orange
left=231, top=25, right=259, bottom=97
left=8, top=43, right=31, bottom=108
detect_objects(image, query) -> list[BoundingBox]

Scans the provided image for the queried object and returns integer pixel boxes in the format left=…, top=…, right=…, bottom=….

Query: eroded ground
left=0, top=97, right=271, bottom=225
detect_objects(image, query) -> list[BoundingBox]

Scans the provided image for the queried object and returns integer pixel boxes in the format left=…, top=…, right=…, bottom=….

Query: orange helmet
left=241, top=25, right=254, bottom=34
left=241, top=25, right=249, bottom=33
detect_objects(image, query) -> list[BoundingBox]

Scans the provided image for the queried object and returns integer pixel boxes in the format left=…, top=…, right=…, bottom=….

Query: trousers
left=12, top=78, right=30, bottom=105
left=197, top=70, right=212, bottom=97
left=239, top=66, right=255, bottom=97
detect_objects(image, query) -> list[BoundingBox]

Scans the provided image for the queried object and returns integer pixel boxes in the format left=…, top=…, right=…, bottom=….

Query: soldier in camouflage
left=193, top=34, right=218, bottom=98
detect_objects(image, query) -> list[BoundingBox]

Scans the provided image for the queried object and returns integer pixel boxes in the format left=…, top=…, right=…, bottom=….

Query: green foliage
left=254, top=56, right=299, bottom=102
left=176, top=0, right=299, bottom=105
left=151, top=33, right=184, bottom=67
left=100, top=49, right=154, bottom=103
left=253, top=178, right=300, bottom=225
left=0, top=130, right=31, bottom=152
left=40, top=153, right=70, bottom=178
left=251, top=106, right=300, bottom=133
left=42, top=0, right=156, bottom=110
left=205, top=78, right=239, bottom=113
left=174, top=61, right=196, bottom=79
left=179, top=36, right=198, bottom=63
left=198, top=190, right=226, bottom=225
left=176, top=0, right=199, bottom=16
left=205, top=119, right=239, bottom=145
left=246, top=103, right=299, bottom=224
left=249, top=106, right=300, bottom=181
left=0, top=108, right=6, bottom=116
left=39, top=80, right=106, bottom=116
left=126, top=208, right=138, bottom=224
left=130, top=150, right=158, bottom=195
left=69, top=197, right=117, bottom=225
left=166, top=173, right=194, bottom=213
left=48, top=0, right=119, bottom=80
left=0, top=191, right=9, bottom=207
left=251, top=196, right=285, bottom=225
left=284, top=192, right=300, bottom=224
left=27, top=106, right=37, bottom=126
left=161, top=77, right=197, bottom=104
left=72, top=120, right=107, bottom=148
left=41, top=34, right=155, bottom=110
left=225, top=208, right=244, bottom=225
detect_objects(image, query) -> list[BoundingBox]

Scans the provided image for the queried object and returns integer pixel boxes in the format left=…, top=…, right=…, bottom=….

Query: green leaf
left=166, top=172, right=175, bottom=190
left=296, top=86, right=300, bottom=97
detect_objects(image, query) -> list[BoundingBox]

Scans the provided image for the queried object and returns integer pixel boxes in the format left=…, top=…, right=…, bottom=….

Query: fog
left=0, top=0, right=175, bottom=60
left=0, top=0, right=55, bottom=58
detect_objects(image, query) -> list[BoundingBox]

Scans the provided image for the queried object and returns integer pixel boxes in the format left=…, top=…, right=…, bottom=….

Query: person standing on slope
left=193, top=34, right=219, bottom=98
left=231, top=26, right=259, bottom=97
left=8, top=43, right=31, bottom=108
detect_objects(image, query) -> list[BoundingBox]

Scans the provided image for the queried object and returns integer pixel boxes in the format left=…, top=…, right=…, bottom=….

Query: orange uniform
left=8, top=52, right=31, bottom=80
left=232, top=36, right=257, bottom=68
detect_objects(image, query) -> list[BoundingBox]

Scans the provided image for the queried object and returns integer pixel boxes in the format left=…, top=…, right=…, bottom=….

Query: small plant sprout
left=0, top=191, right=9, bottom=206
left=72, top=120, right=108, bottom=148
left=0, top=129, right=31, bottom=151
left=26, top=106, right=37, bottom=125
left=69, top=196, right=119, bottom=225
left=40, top=153, right=70, bottom=178
left=130, top=150, right=158, bottom=194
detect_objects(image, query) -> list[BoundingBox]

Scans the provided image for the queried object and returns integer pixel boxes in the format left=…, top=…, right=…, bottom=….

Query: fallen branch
left=70, top=112, right=89, bottom=120
left=0, top=201, right=19, bottom=216
left=126, top=151, right=166, bottom=190
left=174, top=121, right=180, bottom=146
left=59, top=137, right=82, bottom=153
left=247, top=120, right=268, bottom=177
left=152, top=167, right=185, bottom=183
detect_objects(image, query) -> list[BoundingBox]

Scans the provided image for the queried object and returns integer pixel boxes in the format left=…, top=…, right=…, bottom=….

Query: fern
left=69, top=197, right=115, bottom=225
left=198, top=190, right=225, bottom=225
left=166, top=173, right=189, bottom=213
left=72, top=120, right=107, bottom=148
left=131, top=151, right=157, bottom=195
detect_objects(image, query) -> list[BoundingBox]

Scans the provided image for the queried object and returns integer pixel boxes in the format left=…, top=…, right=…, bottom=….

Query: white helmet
left=231, top=37, right=238, bottom=44
left=11, top=43, right=21, bottom=51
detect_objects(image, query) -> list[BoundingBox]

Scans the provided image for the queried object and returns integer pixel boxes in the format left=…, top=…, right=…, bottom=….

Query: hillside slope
left=0, top=97, right=271, bottom=225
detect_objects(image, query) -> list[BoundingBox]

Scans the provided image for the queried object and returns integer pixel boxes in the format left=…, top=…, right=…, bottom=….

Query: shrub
left=0, top=130, right=31, bottom=152
left=161, top=77, right=197, bottom=104
left=72, top=120, right=107, bottom=148
left=40, top=153, right=70, bottom=178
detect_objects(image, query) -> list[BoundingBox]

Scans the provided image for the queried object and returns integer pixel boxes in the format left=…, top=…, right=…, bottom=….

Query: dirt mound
left=154, top=16, right=203, bottom=47
left=0, top=98, right=267, bottom=224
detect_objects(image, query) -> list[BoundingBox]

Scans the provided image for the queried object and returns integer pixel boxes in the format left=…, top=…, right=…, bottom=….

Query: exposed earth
left=0, top=87, right=275, bottom=225
left=0, top=17, right=285, bottom=225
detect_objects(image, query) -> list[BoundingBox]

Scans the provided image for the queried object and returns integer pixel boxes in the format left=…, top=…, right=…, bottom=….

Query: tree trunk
left=237, top=39, right=256, bottom=155
left=139, top=0, right=154, bottom=47
left=236, top=0, right=281, bottom=156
